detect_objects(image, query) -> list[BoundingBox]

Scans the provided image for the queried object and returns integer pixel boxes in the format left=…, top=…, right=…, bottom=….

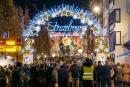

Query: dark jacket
left=95, top=65, right=105, bottom=80
left=11, top=67, right=22, bottom=87
left=70, top=64, right=80, bottom=78
left=58, top=65, right=68, bottom=83
left=104, top=64, right=112, bottom=80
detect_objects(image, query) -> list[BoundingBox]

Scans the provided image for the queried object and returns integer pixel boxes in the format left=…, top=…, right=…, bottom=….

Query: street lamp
left=78, top=49, right=83, bottom=54
left=52, top=53, right=55, bottom=57
left=93, top=5, right=104, bottom=36
left=78, top=49, right=83, bottom=58
left=44, top=55, right=47, bottom=58
left=7, top=56, right=12, bottom=59
left=93, top=6, right=101, bottom=14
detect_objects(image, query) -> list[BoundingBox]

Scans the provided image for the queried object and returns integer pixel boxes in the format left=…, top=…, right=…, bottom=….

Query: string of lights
left=23, top=4, right=102, bottom=37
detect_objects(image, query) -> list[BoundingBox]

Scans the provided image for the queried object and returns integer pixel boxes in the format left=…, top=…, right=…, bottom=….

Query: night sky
left=14, top=0, right=91, bottom=18
left=15, top=0, right=91, bottom=10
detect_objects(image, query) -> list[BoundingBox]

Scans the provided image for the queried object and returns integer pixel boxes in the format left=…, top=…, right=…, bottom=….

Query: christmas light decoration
left=22, top=5, right=105, bottom=54
left=62, top=37, right=72, bottom=46
left=94, top=36, right=109, bottom=53
left=23, top=4, right=102, bottom=37
left=47, top=20, right=83, bottom=32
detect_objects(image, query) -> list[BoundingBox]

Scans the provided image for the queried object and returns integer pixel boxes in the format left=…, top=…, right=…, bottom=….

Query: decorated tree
left=94, top=36, right=109, bottom=53
left=0, top=0, right=22, bottom=39
left=34, top=25, right=52, bottom=55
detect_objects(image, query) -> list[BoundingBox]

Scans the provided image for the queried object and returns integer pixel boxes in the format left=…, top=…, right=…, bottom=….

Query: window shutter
left=127, top=0, right=130, bottom=12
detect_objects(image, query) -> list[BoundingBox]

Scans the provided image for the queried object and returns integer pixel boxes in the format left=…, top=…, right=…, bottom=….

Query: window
left=109, top=0, right=114, bottom=10
left=109, top=31, right=116, bottom=52
left=115, top=9, right=121, bottom=23
left=104, top=0, right=109, bottom=9
left=115, top=31, right=121, bottom=45
left=109, top=0, right=114, bottom=4
left=109, top=10, right=115, bottom=26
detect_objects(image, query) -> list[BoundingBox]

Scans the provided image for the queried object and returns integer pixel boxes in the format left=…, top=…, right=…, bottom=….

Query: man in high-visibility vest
left=82, top=59, right=94, bottom=87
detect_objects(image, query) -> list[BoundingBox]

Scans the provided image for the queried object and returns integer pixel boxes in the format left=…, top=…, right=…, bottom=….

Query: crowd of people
left=0, top=56, right=130, bottom=87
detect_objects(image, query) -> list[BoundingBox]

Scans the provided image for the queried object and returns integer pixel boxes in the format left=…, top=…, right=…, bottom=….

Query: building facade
left=103, top=0, right=130, bottom=63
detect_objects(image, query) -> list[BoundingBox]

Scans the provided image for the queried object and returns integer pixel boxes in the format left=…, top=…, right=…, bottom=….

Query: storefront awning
left=117, top=41, right=130, bottom=58
left=117, top=51, right=130, bottom=58
left=123, top=41, right=130, bottom=50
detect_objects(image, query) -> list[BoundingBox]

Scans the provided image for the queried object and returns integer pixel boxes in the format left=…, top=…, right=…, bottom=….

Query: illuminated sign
left=5, top=46, right=21, bottom=52
left=0, top=46, right=21, bottom=52
left=52, top=32, right=80, bottom=37
left=48, top=20, right=86, bottom=32
left=6, top=40, right=16, bottom=45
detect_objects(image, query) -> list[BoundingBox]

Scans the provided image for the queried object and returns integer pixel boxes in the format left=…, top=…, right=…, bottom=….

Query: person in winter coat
left=23, top=64, right=30, bottom=87
left=0, top=65, right=6, bottom=87
left=70, top=59, right=80, bottom=87
left=52, top=64, right=58, bottom=87
left=46, top=64, right=54, bottom=87
left=11, top=62, right=23, bottom=87
left=103, top=61, right=112, bottom=87
left=122, top=64, right=130, bottom=87
left=81, top=59, right=94, bottom=87
left=95, top=61, right=105, bottom=87
left=68, top=64, right=72, bottom=87
left=37, top=64, right=47, bottom=87
left=29, top=65, right=39, bottom=87
left=58, top=64, right=68, bottom=87
left=114, top=63, right=123, bottom=87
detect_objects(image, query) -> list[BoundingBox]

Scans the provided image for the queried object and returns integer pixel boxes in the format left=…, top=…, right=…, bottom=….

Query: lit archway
left=23, top=5, right=102, bottom=37
left=22, top=5, right=108, bottom=55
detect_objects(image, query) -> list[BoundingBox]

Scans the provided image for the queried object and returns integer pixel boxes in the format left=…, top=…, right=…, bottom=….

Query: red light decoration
left=0, top=40, right=5, bottom=45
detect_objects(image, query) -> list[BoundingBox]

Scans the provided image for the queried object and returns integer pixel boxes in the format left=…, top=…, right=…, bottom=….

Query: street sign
left=3, top=32, right=9, bottom=39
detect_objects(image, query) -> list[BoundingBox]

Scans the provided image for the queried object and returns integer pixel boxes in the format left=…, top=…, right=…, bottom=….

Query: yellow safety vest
left=83, top=66, right=94, bottom=80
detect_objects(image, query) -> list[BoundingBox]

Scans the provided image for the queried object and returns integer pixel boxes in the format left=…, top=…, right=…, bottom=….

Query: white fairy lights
left=23, top=4, right=102, bottom=38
